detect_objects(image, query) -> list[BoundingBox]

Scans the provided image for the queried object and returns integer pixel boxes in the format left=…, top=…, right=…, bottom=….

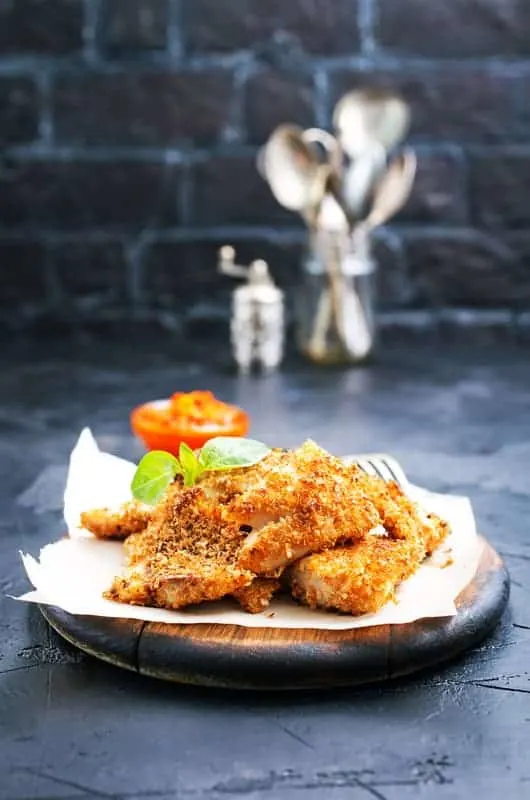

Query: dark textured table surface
left=1, top=335, right=529, bottom=800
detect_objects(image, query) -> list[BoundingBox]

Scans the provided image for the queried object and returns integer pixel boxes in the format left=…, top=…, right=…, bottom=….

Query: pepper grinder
left=218, top=246, right=284, bottom=373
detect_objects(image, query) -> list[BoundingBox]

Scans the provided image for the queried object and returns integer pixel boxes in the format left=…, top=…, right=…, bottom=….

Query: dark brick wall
left=1, top=0, right=530, bottom=333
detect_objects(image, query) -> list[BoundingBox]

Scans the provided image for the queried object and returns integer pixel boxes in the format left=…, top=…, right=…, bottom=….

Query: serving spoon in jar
left=333, top=88, right=411, bottom=219
left=258, top=124, right=350, bottom=230
left=355, top=148, right=417, bottom=238
left=308, top=149, right=417, bottom=361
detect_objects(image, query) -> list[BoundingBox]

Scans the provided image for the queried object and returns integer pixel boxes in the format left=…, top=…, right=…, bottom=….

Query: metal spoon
left=333, top=88, right=411, bottom=159
left=333, top=89, right=411, bottom=219
left=309, top=145, right=416, bottom=361
left=340, top=142, right=387, bottom=220
left=356, top=149, right=417, bottom=237
left=301, top=128, right=351, bottom=229
left=302, top=127, right=343, bottom=179
left=257, top=124, right=326, bottom=220
left=258, top=124, right=351, bottom=229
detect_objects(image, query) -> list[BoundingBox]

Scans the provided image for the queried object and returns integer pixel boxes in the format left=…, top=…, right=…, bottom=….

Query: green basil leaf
left=198, top=437, right=270, bottom=472
left=130, top=438, right=270, bottom=505
left=179, top=442, right=200, bottom=487
left=131, top=450, right=181, bottom=505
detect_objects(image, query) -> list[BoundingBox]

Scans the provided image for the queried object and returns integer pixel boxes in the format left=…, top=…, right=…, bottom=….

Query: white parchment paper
left=16, top=429, right=482, bottom=630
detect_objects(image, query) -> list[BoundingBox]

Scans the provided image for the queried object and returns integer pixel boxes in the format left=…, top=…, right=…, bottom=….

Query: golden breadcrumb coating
left=231, top=441, right=383, bottom=573
left=107, top=552, right=252, bottom=609
left=288, top=483, right=450, bottom=616
left=99, top=440, right=451, bottom=615
left=232, top=578, right=281, bottom=613
left=105, top=485, right=253, bottom=608
left=80, top=502, right=152, bottom=539
left=289, top=537, right=425, bottom=615
left=346, top=471, right=428, bottom=544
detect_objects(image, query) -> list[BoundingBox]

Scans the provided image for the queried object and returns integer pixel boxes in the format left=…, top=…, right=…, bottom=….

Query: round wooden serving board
left=40, top=536, right=509, bottom=690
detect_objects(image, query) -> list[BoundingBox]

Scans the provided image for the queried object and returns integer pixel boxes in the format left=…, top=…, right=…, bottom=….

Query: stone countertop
left=1, top=336, right=529, bottom=799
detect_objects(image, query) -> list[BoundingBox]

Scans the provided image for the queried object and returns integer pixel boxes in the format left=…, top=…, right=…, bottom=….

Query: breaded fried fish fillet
left=105, top=485, right=253, bottom=608
left=232, top=578, right=281, bottom=613
left=80, top=501, right=152, bottom=539
left=348, top=470, right=447, bottom=549
left=101, top=440, right=450, bottom=615
left=230, top=441, right=383, bottom=573
left=288, top=501, right=449, bottom=615
left=288, top=537, right=425, bottom=615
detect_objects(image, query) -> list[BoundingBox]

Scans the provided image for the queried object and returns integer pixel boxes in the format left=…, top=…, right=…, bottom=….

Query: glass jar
left=296, top=230, right=377, bottom=365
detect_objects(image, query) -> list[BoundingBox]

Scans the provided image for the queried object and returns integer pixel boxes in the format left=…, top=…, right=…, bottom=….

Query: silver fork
left=342, top=453, right=409, bottom=490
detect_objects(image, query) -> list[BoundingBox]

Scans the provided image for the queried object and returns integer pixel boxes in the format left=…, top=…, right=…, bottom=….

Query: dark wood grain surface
left=2, top=337, right=529, bottom=799
left=40, top=537, right=509, bottom=689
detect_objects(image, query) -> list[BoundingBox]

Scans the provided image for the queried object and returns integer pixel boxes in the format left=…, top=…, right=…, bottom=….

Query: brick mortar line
left=2, top=224, right=523, bottom=240
left=3, top=144, right=242, bottom=163
left=167, top=0, right=185, bottom=62
left=313, top=68, right=329, bottom=128
left=224, top=57, right=252, bottom=146
left=0, top=143, right=402, bottom=159
left=0, top=227, right=310, bottom=244
left=5, top=142, right=529, bottom=161
left=4, top=143, right=526, bottom=165
left=358, top=0, right=376, bottom=56
left=82, top=0, right=103, bottom=65
left=0, top=56, right=245, bottom=76
left=34, top=71, right=53, bottom=145
left=1, top=229, right=526, bottom=253
left=2, top=54, right=530, bottom=76
left=313, top=55, right=530, bottom=72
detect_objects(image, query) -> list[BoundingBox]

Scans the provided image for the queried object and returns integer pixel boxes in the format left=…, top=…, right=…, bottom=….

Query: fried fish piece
left=80, top=502, right=152, bottom=539
left=288, top=490, right=450, bottom=617
left=230, top=441, right=383, bottom=574
left=101, top=440, right=450, bottom=615
left=232, top=578, right=281, bottom=613
left=107, top=551, right=252, bottom=608
left=288, top=536, right=426, bottom=615
left=348, top=469, right=450, bottom=553
left=106, top=441, right=381, bottom=608
left=105, top=485, right=253, bottom=609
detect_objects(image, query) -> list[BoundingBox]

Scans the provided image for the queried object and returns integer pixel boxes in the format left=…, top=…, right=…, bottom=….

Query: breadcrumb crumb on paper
left=15, top=429, right=482, bottom=630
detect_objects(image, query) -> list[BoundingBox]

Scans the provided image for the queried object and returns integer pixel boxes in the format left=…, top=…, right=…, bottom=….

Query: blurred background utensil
left=258, top=89, right=416, bottom=366
left=333, top=88, right=411, bottom=159
left=302, top=127, right=343, bottom=180
left=257, top=124, right=325, bottom=222
left=333, top=89, right=411, bottom=220
left=258, top=124, right=352, bottom=231
left=340, top=143, right=387, bottom=221
left=218, top=246, right=285, bottom=373
left=301, top=127, right=351, bottom=230
left=356, top=149, right=417, bottom=237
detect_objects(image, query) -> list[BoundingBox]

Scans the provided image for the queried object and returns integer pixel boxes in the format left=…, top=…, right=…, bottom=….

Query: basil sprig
left=131, top=437, right=270, bottom=505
